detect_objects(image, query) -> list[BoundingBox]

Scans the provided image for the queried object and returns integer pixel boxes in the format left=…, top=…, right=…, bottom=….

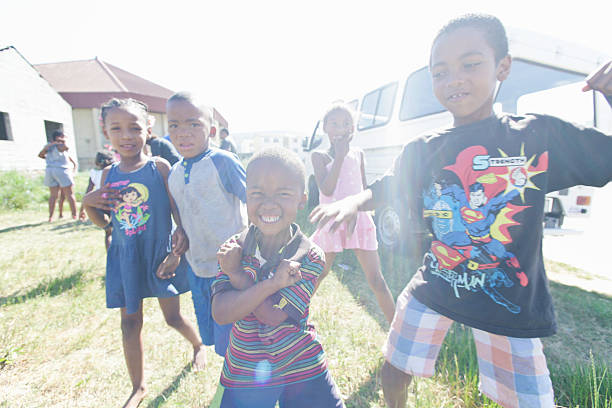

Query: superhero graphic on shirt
left=113, top=182, right=151, bottom=236
left=422, top=144, right=547, bottom=314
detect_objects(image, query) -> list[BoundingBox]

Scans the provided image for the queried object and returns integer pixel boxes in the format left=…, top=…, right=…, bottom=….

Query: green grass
left=0, top=175, right=611, bottom=407
left=0, top=170, right=90, bottom=212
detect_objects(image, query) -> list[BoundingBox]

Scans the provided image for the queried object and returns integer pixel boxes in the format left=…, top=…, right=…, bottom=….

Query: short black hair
left=432, top=13, right=509, bottom=63
left=247, top=146, right=306, bottom=193
left=469, top=182, right=485, bottom=193
left=51, top=130, right=64, bottom=141
left=220, top=128, right=229, bottom=135
left=167, top=92, right=213, bottom=127
left=95, top=150, right=115, bottom=167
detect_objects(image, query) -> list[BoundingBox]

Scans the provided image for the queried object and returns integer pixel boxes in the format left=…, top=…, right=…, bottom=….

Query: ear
left=298, top=192, right=307, bottom=210
left=496, top=54, right=512, bottom=82
left=102, top=127, right=110, bottom=140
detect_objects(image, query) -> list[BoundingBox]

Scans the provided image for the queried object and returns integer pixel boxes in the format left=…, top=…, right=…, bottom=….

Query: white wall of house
left=0, top=48, right=75, bottom=171
left=74, top=109, right=168, bottom=169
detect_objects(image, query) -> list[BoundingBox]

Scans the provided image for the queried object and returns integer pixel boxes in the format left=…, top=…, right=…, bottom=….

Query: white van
left=302, top=28, right=611, bottom=250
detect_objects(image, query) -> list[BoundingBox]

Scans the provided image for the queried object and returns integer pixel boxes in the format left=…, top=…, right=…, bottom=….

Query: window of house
left=44, top=120, right=64, bottom=141
left=357, top=82, right=398, bottom=130
left=0, top=112, right=12, bottom=141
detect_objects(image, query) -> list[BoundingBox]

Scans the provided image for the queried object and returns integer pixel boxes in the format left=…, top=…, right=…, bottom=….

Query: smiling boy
left=310, top=13, right=612, bottom=408
left=211, top=147, right=344, bottom=408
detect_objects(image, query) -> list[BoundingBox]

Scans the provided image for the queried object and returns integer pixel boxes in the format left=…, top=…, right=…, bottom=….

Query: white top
left=89, top=168, right=103, bottom=190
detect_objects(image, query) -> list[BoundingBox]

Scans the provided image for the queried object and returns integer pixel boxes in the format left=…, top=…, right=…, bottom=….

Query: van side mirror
left=311, top=137, right=322, bottom=150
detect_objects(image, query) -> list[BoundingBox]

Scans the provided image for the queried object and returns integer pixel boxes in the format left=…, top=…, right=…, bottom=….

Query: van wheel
left=375, top=205, right=401, bottom=250
left=307, top=176, right=319, bottom=208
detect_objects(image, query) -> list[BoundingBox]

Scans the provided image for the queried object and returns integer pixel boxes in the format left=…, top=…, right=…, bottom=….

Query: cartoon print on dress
left=110, top=181, right=151, bottom=236
left=422, top=144, right=548, bottom=314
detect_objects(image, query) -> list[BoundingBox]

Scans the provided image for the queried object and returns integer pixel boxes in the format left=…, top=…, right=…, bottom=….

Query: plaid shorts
left=382, top=287, right=555, bottom=408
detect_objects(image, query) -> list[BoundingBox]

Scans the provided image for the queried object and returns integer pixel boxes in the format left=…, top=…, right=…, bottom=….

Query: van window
left=399, top=60, right=586, bottom=121
left=308, top=120, right=327, bottom=151
left=496, top=59, right=585, bottom=113
left=358, top=82, right=398, bottom=130
left=399, top=67, right=445, bottom=121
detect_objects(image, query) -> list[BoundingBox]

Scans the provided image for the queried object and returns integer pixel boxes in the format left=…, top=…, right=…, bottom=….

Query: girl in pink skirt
left=310, top=104, right=395, bottom=323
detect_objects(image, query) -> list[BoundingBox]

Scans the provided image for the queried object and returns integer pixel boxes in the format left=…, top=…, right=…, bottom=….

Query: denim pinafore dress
left=105, top=160, right=189, bottom=314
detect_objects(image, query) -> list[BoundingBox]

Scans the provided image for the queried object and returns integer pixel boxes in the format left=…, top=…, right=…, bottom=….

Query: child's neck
left=453, top=110, right=495, bottom=128
left=184, top=147, right=209, bottom=162
left=257, top=226, right=292, bottom=260
left=119, top=152, right=148, bottom=172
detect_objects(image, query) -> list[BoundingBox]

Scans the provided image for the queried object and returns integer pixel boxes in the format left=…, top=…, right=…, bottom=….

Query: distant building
left=35, top=58, right=175, bottom=168
left=35, top=58, right=229, bottom=168
left=232, top=130, right=306, bottom=159
left=0, top=46, right=75, bottom=171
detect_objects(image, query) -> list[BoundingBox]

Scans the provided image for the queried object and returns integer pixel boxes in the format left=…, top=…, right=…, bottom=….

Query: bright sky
left=2, top=0, right=610, bottom=134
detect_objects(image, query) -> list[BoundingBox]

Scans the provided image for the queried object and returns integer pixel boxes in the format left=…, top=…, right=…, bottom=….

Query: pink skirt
left=311, top=211, right=378, bottom=253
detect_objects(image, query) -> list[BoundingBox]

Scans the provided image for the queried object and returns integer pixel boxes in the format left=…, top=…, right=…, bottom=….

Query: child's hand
left=309, top=196, right=359, bottom=235
left=217, top=241, right=243, bottom=278
left=583, top=60, right=612, bottom=95
left=172, top=227, right=189, bottom=256
left=82, top=184, right=120, bottom=211
left=333, top=134, right=352, bottom=159
left=78, top=209, right=87, bottom=222
left=272, top=259, right=302, bottom=289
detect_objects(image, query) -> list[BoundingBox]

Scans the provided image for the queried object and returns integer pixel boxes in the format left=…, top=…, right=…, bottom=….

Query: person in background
left=310, top=103, right=395, bottom=324
left=79, top=150, right=116, bottom=250
left=219, top=128, right=238, bottom=154
left=146, top=115, right=181, bottom=165
left=38, top=129, right=78, bottom=222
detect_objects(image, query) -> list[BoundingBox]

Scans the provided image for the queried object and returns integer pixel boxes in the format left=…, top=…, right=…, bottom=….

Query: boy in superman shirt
left=311, top=13, right=612, bottom=408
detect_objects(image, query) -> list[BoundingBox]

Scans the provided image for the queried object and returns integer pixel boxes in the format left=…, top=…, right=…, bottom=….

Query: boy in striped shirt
left=211, top=147, right=344, bottom=408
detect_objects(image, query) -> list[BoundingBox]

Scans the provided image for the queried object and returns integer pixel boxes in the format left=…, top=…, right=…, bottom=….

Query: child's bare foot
left=156, top=253, right=180, bottom=279
left=192, top=344, right=207, bottom=371
left=122, top=386, right=147, bottom=408
left=48, top=216, right=54, bottom=223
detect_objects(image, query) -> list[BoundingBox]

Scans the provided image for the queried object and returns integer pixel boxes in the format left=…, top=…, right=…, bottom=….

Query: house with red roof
left=35, top=57, right=228, bottom=168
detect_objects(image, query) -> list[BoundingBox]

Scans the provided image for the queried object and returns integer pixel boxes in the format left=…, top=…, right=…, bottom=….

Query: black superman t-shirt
left=370, top=113, right=612, bottom=338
